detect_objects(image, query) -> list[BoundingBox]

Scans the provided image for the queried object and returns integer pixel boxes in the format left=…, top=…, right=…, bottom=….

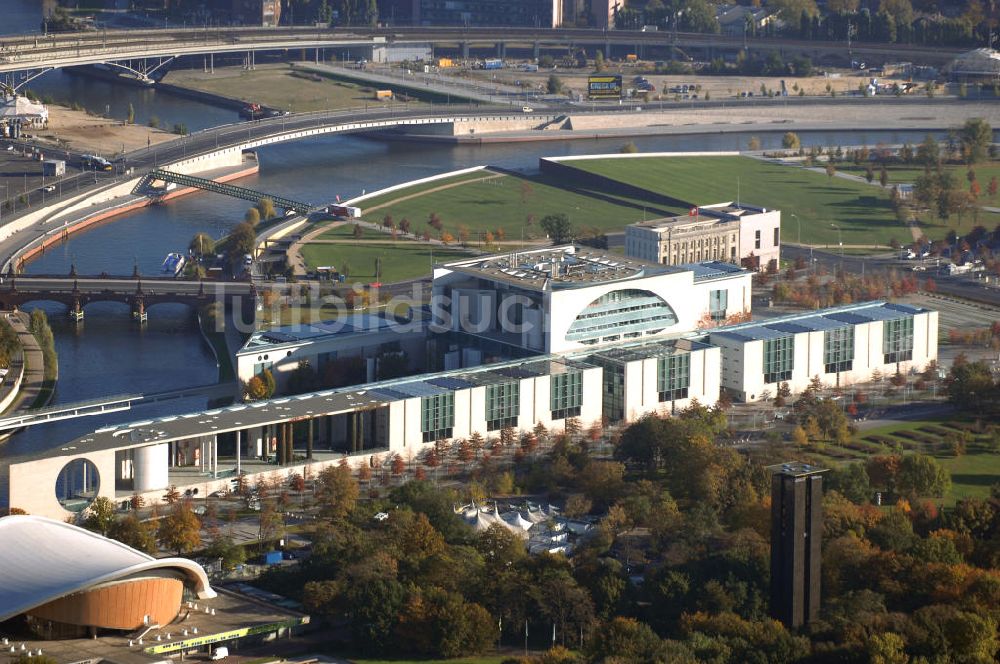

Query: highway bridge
left=0, top=25, right=963, bottom=84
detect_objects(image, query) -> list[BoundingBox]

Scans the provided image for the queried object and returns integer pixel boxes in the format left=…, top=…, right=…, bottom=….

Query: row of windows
left=550, top=371, right=583, bottom=420
left=485, top=381, right=519, bottom=432
left=883, top=316, right=914, bottom=364
left=421, top=393, right=455, bottom=443
left=658, top=353, right=690, bottom=402
left=709, top=289, right=729, bottom=321
left=824, top=326, right=855, bottom=374
left=763, top=335, right=795, bottom=384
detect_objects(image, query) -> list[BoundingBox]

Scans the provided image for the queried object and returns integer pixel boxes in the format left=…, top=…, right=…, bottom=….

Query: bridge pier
left=462, top=42, right=469, bottom=60
left=496, top=42, right=505, bottom=59
left=533, top=41, right=540, bottom=59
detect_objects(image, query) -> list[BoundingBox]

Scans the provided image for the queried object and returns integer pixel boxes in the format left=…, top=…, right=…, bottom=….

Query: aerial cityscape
left=0, top=0, right=998, bottom=663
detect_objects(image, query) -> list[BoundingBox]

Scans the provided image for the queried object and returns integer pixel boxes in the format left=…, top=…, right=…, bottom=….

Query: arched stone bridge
left=0, top=275, right=257, bottom=323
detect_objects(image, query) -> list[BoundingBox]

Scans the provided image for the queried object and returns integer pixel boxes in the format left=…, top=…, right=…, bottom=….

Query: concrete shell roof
left=0, top=515, right=215, bottom=623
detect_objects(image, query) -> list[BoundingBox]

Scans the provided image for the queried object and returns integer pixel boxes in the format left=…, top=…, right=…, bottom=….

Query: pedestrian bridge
left=136, top=170, right=314, bottom=214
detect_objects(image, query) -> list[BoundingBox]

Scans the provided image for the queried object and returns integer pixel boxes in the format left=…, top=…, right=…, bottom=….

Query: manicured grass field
left=300, top=241, right=467, bottom=283
left=811, top=416, right=1000, bottom=506
left=564, top=156, right=910, bottom=246
left=357, top=171, right=674, bottom=237
left=937, top=451, right=1000, bottom=503
left=355, top=170, right=500, bottom=211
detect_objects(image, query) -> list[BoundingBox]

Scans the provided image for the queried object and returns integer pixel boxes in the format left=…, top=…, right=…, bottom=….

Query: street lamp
left=790, top=213, right=800, bottom=245
left=830, top=223, right=843, bottom=258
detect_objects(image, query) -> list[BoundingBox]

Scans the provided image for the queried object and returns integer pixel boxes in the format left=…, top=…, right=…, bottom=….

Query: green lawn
left=564, top=156, right=913, bottom=246
left=937, top=449, right=1000, bottom=504
left=300, top=241, right=468, bottom=283
left=357, top=171, right=673, bottom=237
left=357, top=169, right=502, bottom=211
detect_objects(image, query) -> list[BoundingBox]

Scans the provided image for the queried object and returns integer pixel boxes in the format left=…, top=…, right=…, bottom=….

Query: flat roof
left=241, top=313, right=408, bottom=352
left=587, top=337, right=714, bottom=364
left=768, top=461, right=828, bottom=477
left=629, top=202, right=773, bottom=232
left=438, top=245, right=680, bottom=291
left=683, top=260, right=750, bottom=282
left=10, top=355, right=596, bottom=465
left=710, top=301, right=928, bottom=342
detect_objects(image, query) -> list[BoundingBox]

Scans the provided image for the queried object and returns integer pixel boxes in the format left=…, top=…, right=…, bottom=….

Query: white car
left=40, top=185, right=55, bottom=193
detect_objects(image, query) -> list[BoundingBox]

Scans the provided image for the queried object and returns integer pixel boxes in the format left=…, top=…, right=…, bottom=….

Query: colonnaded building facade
left=1, top=246, right=937, bottom=520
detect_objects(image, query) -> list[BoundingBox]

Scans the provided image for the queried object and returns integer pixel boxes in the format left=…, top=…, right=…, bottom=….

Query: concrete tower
left=769, top=462, right=826, bottom=629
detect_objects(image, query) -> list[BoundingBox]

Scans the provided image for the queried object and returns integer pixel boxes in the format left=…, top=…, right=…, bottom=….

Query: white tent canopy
left=0, top=96, right=48, bottom=125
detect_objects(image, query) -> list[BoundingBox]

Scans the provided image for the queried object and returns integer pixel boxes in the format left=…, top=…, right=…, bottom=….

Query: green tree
left=82, top=496, right=117, bottom=536
left=228, top=221, right=257, bottom=263
left=256, top=197, right=276, bottom=221
left=244, top=207, right=261, bottom=225
left=959, top=117, right=992, bottom=164
left=916, top=134, right=940, bottom=167
left=540, top=213, right=575, bottom=243
left=203, top=534, right=247, bottom=571
left=108, top=513, right=158, bottom=554
left=896, top=454, right=951, bottom=498
left=261, top=368, right=276, bottom=398
left=588, top=617, right=664, bottom=662
left=947, top=361, right=995, bottom=410
left=157, top=501, right=202, bottom=555
left=315, top=464, right=359, bottom=521
left=594, top=49, right=605, bottom=71
left=189, top=232, right=215, bottom=257
left=620, top=141, right=639, bottom=154
left=547, top=74, right=563, bottom=94
left=748, top=136, right=761, bottom=150
left=866, top=632, right=910, bottom=664
left=782, top=132, right=801, bottom=150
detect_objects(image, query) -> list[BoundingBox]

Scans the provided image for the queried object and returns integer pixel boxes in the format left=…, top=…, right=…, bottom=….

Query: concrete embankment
left=10, top=159, right=259, bottom=271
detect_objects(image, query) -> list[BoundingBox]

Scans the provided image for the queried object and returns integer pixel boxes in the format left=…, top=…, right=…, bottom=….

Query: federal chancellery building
left=1, top=245, right=938, bottom=520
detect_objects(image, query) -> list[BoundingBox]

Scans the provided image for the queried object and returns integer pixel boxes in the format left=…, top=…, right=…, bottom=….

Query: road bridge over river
left=0, top=26, right=961, bottom=85
left=0, top=275, right=256, bottom=322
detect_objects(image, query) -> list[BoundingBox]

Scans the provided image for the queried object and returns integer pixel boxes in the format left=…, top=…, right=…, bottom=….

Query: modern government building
left=1, top=245, right=938, bottom=521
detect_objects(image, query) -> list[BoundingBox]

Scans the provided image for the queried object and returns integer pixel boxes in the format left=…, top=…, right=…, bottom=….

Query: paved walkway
left=1, top=312, right=47, bottom=415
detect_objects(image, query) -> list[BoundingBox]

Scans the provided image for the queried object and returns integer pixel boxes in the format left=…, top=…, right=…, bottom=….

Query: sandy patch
left=32, top=105, right=176, bottom=156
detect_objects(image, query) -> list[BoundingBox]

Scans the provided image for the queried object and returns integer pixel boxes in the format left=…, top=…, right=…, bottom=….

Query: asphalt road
left=782, top=244, right=1000, bottom=307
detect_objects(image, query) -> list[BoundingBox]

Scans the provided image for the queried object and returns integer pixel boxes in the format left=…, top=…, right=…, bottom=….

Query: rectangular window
left=253, top=361, right=273, bottom=377
left=658, top=353, right=690, bottom=402
left=550, top=370, right=583, bottom=420
left=774, top=227, right=780, bottom=246
left=709, top=289, right=728, bottom=321
left=763, top=336, right=795, bottom=384
left=755, top=229, right=761, bottom=250
left=421, top=394, right=454, bottom=442
left=883, top=316, right=914, bottom=364
left=485, top=381, right=520, bottom=432
left=824, top=326, right=855, bottom=373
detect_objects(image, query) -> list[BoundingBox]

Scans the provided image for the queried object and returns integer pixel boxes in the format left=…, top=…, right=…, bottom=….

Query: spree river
left=0, top=1, right=957, bottom=452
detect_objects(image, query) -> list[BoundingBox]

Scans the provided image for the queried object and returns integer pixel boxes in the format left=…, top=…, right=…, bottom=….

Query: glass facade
left=763, top=336, right=795, bottom=384
left=566, top=289, right=678, bottom=344
left=883, top=316, right=914, bottom=363
left=421, top=394, right=454, bottom=442
left=658, top=353, right=690, bottom=402
left=824, top=326, right=855, bottom=373
left=550, top=371, right=583, bottom=420
left=486, top=381, right=520, bottom=431
left=709, top=289, right=729, bottom=321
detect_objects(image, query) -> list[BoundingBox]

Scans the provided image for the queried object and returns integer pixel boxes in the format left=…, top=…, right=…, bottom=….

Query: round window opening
left=56, top=458, right=100, bottom=513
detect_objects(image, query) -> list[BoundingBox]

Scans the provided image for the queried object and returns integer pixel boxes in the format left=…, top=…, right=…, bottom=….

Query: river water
left=0, top=2, right=959, bottom=453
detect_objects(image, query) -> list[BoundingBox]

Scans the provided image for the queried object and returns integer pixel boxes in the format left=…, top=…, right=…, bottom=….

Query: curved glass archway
left=565, top=289, right=679, bottom=343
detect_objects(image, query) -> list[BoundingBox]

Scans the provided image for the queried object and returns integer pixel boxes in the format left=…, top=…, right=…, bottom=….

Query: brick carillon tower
left=769, top=462, right=826, bottom=629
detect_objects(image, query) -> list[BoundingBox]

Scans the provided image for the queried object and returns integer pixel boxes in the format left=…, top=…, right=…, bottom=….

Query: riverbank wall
left=9, top=156, right=258, bottom=271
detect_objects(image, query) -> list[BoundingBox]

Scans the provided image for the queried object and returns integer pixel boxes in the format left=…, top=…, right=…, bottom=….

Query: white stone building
left=625, top=203, right=781, bottom=271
